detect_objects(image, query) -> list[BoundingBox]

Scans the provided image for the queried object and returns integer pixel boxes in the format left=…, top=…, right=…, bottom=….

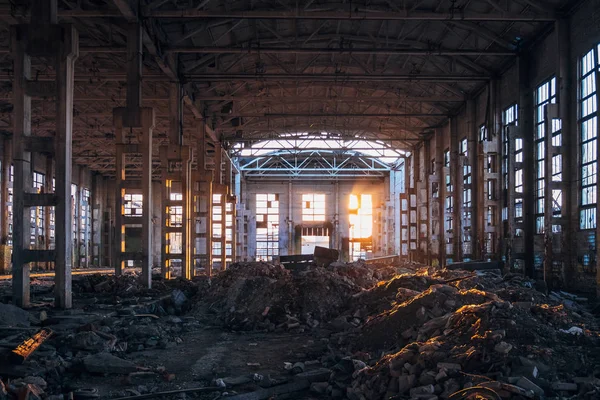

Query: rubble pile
left=336, top=270, right=600, bottom=400
left=328, top=261, right=398, bottom=289
left=204, top=262, right=366, bottom=331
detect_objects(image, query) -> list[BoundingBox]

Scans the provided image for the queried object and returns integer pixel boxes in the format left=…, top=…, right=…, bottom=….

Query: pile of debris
left=203, top=261, right=390, bottom=331
left=324, top=269, right=600, bottom=399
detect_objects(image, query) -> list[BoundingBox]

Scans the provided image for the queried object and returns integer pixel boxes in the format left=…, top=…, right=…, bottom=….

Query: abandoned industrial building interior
left=2, top=0, right=600, bottom=399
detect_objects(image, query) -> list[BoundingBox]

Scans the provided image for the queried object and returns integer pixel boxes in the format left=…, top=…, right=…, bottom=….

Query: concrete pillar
left=557, top=18, right=575, bottom=288
left=11, top=27, right=33, bottom=307
left=193, top=126, right=213, bottom=275
left=11, top=0, right=78, bottom=308
left=519, top=55, right=535, bottom=277
left=44, top=157, right=53, bottom=270
left=0, top=137, right=12, bottom=274
left=435, top=128, right=445, bottom=267
left=467, top=98, right=479, bottom=260
left=451, top=117, right=461, bottom=261
left=141, top=109, right=154, bottom=287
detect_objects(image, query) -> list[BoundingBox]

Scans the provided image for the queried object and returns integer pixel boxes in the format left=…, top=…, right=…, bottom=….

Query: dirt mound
left=354, top=284, right=497, bottom=351
left=203, top=262, right=369, bottom=331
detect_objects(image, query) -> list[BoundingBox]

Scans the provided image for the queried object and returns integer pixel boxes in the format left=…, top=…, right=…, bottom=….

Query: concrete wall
left=242, top=179, right=388, bottom=260
left=415, top=0, right=600, bottom=291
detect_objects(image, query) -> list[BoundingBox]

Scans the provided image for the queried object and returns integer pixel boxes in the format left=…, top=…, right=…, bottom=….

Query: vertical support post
left=423, top=140, right=431, bottom=264
left=11, top=26, right=32, bottom=307
left=435, top=128, right=445, bottom=267
left=557, top=18, right=575, bottom=287
left=214, top=142, right=222, bottom=185
left=54, top=24, right=78, bottom=308
left=467, top=98, right=479, bottom=260
left=451, top=117, right=461, bottom=261
left=141, top=108, right=154, bottom=288
left=44, top=156, right=53, bottom=270
left=1, top=137, right=12, bottom=274
left=113, top=113, right=125, bottom=275
left=519, top=55, right=535, bottom=278
left=126, top=24, right=142, bottom=120
left=288, top=181, right=293, bottom=256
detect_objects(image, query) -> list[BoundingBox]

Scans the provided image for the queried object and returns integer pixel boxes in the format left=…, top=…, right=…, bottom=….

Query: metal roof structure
left=0, top=0, right=574, bottom=176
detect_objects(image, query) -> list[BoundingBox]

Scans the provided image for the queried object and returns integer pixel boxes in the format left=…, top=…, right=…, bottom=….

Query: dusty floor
left=2, top=262, right=600, bottom=400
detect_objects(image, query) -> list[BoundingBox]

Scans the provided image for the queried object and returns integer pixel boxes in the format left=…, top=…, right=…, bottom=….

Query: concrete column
left=519, top=55, right=535, bottom=277
left=1, top=137, right=12, bottom=274
left=451, top=117, right=461, bottom=261
left=141, top=109, right=154, bottom=287
left=557, top=18, right=575, bottom=288
left=423, top=140, right=431, bottom=264
left=54, top=25, right=78, bottom=307
left=44, top=157, right=53, bottom=270
left=435, top=128, right=445, bottom=267
left=11, top=27, right=33, bottom=307
left=214, top=142, right=222, bottom=185
left=467, top=98, right=479, bottom=260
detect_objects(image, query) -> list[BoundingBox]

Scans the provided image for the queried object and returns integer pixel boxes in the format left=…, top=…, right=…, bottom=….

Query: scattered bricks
left=494, top=341, right=513, bottom=354
left=409, top=384, right=435, bottom=397
left=398, top=375, right=417, bottom=394
left=437, top=362, right=461, bottom=371
left=516, top=377, right=544, bottom=397
left=551, top=382, right=578, bottom=391
left=310, top=382, right=329, bottom=394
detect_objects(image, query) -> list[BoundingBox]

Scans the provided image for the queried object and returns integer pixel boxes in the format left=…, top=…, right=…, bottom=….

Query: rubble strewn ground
left=1, top=261, right=599, bottom=400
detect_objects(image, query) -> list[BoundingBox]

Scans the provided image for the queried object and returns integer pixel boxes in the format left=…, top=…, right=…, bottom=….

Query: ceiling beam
left=144, top=9, right=556, bottom=21
left=109, top=0, right=218, bottom=142
left=0, top=6, right=555, bottom=21
left=167, top=46, right=516, bottom=56
left=215, top=113, right=447, bottom=118
left=186, top=73, right=490, bottom=82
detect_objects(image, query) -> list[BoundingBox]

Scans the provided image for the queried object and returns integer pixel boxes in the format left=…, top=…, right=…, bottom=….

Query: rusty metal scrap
left=10, top=328, right=53, bottom=364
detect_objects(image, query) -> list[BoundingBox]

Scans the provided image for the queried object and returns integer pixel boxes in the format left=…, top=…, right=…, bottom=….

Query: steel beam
left=167, top=46, right=516, bottom=56
left=185, top=73, right=490, bottom=82
left=145, top=9, right=556, bottom=21
left=0, top=6, right=555, bottom=21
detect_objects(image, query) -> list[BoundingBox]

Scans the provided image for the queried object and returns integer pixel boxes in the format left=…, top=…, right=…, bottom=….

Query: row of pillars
left=10, top=0, right=77, bottom=308
left=9, top=1, right=237, bottom=308
left=110, top=20, right=236, bottom=287
left=405, top=19, right=579, bottom=290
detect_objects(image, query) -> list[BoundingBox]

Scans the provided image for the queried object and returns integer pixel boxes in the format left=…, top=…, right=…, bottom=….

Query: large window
left=502, top=105, right=521, bottom=221
left=580, top=45, right=599, bottom=230
left=302, top=194, right=326, bottom=222
left=124, top=193, right=143, bottom=217
left=256, top=194, right=279, bottom=261
left=534, top=77, right=558, bottom=234
left=349, top=194, right=373, bottom=261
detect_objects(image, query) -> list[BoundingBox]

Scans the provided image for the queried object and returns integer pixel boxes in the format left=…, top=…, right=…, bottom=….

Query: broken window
left=443, top=149, right=450, bottom=167
left=124, top=193, right=143, bottom=217
left=534, top=77, right=557, bottom=234
left=580, top=45, right=599, bottom=230
left=479, top=125, right=488, bottom=142
left=302, top=193, right=326, bottom=222
left=256, top=193, right=279, bottom=261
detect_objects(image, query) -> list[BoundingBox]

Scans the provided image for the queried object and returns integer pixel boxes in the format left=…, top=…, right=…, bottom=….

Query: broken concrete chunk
left=296, top=368, right=332, bottom=382
left=82, top=352, right=137, bottom=374
left=409, top=384, right=435, bottom=397
left=516, top=377, right=544, bottom=396
left=551, top=382, right=578, bottom=391
left=310, top=382, right=329, bottom=394
left=494, top=341, right=513, bottom=354
left=397, top=376, right=417, bottom=395
left=437, top=362, right=461, bottom=371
